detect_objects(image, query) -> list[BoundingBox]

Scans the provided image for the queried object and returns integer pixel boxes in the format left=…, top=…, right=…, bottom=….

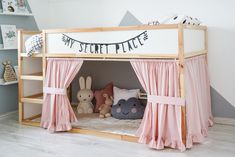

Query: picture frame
left=1, top=0, right=29, bottom=13
left=0, top=25, right=17, bottom=49
left=1, top=0, right=18, bottom=13
left=16, top=0, right=29, bottom=13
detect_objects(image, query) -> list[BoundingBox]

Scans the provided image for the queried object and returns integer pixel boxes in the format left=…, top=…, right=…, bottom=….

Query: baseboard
left=0, top=110, right=18, bottom=119
left=214, top=117, right=235, bottom=126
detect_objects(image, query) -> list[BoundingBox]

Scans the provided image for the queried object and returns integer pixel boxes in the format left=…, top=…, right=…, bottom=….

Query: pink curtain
left=41, top=58, right=83, bottom=132
left=184, top=55, right=213, bottom=148
left=130, top=59, right=186, bottom=151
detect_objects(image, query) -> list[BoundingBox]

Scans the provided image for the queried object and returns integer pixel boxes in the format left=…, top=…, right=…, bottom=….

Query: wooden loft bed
left=18, top=24, right=211, bottom=151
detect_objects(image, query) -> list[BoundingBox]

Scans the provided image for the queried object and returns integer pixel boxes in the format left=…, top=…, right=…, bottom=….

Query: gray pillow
left=111, top=97, right=145, bottom=119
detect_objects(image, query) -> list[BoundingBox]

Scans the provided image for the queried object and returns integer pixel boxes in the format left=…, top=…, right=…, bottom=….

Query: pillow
left=94, top=82, right=113, bottom=113
left=158, top=14, right=201, bottom=25
left=113, top=86, right=140, bottom=105
left=25, top=34, right=43, bottom=56
left=111, top=97, right=145, bottom=119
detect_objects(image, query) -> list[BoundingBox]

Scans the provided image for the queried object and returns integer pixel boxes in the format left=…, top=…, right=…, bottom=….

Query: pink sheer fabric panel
left=184, top=55, right=213, bottom=148
left=41, top=58, right=83, bottom=132
left=130, top=60, right=185, bottom=151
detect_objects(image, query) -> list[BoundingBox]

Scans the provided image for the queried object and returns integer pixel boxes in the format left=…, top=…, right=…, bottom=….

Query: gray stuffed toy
left=111, top=97, right=145, bottom=119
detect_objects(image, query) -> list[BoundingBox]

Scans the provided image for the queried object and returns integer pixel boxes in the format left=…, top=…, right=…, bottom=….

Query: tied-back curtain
left=41, top=58, right=83, bottom=132
left=184, top=55, right=213, bottom=148
left=130, top=59, right=185, bottom=151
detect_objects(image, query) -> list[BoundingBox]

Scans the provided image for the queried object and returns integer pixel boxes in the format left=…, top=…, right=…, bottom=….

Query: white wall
left=28, top=0, right=235, bottom=107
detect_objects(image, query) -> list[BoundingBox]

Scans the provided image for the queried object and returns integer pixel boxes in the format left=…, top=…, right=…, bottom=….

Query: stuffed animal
left=2, top=61, right=17, bottom=82
left=77, top=76, right=94, bottom=114
left=111, top=97, right=145, bottom=119
left=99, top=93, right=113, bottom=118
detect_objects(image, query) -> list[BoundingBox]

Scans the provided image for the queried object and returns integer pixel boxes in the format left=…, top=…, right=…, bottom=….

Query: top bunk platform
left=20, top=24, right=207, bottom=59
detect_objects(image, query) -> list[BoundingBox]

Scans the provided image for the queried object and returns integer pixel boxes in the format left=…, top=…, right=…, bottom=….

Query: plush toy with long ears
left=77, top=76, right=94, bottom=114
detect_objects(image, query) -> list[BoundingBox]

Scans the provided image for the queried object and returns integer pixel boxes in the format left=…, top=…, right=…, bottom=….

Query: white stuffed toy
left=77, top=76, right=94, bottom=114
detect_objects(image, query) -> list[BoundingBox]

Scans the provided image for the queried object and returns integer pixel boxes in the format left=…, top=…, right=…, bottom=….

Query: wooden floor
left=0, top=113, right=235, bottom=157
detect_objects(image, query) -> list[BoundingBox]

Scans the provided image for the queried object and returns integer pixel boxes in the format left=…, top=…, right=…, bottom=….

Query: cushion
left=25, top=34, right=43, bottom=56
left=113, top=86, right=140, bottom=105
left=158, top=14, right=201, bottom=25
left=94, top=82, right=113, bottom=113
left=111, top=97, right=145, bottom=119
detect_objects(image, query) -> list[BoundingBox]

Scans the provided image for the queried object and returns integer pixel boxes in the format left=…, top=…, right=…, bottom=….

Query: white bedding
left=72, top=113, right=142, bottom=136
left=32, top=112, right=141, bottom=136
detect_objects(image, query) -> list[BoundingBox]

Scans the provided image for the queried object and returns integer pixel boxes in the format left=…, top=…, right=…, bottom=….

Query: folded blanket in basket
left=25, top=34, right=43, bottom=56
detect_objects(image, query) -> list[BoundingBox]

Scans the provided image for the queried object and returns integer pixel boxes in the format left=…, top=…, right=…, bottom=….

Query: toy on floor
left=111, top=97, right=145, bottom=119
left=99, top=93, right=113, bottom=118
left=77, top=76, right=94, bottom=114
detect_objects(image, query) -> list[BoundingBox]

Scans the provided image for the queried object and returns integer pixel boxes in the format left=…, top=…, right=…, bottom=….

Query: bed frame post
left=18, top=30, right=24, bottom=123
left=42, top=30, right=47, bottom=115
left=205, top=27, right=208, bottom=63
left=178, top=24, right=186, bottom=145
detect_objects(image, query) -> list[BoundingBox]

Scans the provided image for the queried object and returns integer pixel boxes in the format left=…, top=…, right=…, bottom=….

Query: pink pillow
left=94, top=82, right=113, bottom=113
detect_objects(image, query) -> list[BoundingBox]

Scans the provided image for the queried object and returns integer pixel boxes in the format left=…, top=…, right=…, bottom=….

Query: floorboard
left=0, top=113, right=235, bottom=157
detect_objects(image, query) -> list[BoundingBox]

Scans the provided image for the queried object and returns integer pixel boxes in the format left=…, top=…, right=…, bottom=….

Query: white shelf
left=0, top=48, right=17, bottom=51
left=0, top=80, right=18, bottom=86
left=0, top=12, right=33, bottom=17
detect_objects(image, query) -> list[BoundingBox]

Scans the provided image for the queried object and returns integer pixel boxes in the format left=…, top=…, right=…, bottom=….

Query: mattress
left=72, top=113, right=142, bottom=136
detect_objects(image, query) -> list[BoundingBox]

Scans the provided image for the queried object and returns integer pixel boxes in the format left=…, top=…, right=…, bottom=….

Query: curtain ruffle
left=138, top=136, right=186, bottom=151
left=186, top=117, right=213, bottom=148
left=131, top=60, right=184, bottom=151
left=185, top=55, right=213, bottom=148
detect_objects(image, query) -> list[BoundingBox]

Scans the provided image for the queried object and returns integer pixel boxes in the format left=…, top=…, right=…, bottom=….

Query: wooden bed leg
left=18, top=30, right=24, bottom=123
left=42, top=31, right=47, bottom=104
left=178, top=24, right=187, bottom=145
left=18, top=102, right=24, bottom=123
left=180, top=75, right=186, bottom=145
left=204, top=28, right=208, bottom=64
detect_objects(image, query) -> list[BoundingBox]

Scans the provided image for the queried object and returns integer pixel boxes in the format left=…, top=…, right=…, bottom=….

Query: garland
left=62, top=31, right=148, bottom=54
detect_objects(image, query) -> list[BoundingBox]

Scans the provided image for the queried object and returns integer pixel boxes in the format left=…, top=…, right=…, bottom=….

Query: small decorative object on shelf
left=1, top=0, right=29, bottom=13
left=2, top=60, right=17, bottom=82
left=0, top=25, right=17, bottom=49
left=1, top=0, right=17, bottom=13
left=16, top=0, right=29, bottom=13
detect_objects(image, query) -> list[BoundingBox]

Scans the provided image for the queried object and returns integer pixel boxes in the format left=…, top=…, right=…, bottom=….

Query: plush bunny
left=99, top=93, right=113, bottom=118
left=77, top=76, right=94, bottom=114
